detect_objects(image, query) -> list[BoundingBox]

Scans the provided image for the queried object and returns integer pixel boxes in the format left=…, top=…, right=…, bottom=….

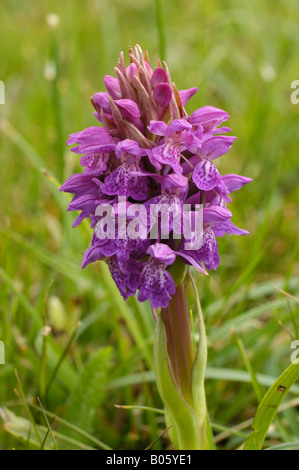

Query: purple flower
left=102, top=139, right=148, bottom=201
left=137, top=244, right=176, bottom=309
left=61, top=45, right=251, bottom=309
left=148, top=119, right=192, bottom=174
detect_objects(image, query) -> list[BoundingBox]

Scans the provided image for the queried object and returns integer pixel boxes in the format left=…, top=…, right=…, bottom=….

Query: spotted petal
left=193, top=160, right=223, bottom=191
left=137, top=260, right=176, bottom=309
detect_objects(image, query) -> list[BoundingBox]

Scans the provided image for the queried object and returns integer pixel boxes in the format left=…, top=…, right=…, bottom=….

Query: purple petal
left=137, top=260, right=175, bottom=309
left=67, top=126, right=117, bottom=154
left=114, top=99, right=141, bottom=121
left=201, top=136, right=236, bottom=160
left=200, top=227, right=220, bottom=271
left=179, top=87, right=198, bottom=107
left=115, top=139, right=143, bottom=160
left=126, top=63, right=139, bottom=83
left=151, top=142, right=182, bottom=174
left=188, top=106, right=230, bottom=132
left=222, top=174, right=253, bottom=193
left=176, top=250, right=207, bottom=275
left=154, top=83, right=172, bottom=108
left=148, top=120, right=168, bottom=136
left=203, top=206, right=232, bottom=224
left=82, top=241, right=105, bottom=268
left=165, top=119, right=192, bottom=138
left=102, top=163, right=148, bottom=201
left=192, top=160, right=222, bottom=191
left=107, top=257, right=141, bottom=300
left=68, top=193, right=98, bottom=213
left=104, top=75, right=122, bottom=99
left=147, top=243, right=176, bottom=265
left=151, top=67, right=168, bottom=88
left=213, top=220, right=250, bottom=237
left=93, top=92, right=111, bottom=114
left=80, top=152, right=110, bottom=175
left=60, top=173, right=99, bottom=196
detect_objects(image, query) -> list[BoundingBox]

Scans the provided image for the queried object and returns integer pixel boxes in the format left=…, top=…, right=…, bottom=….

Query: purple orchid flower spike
left=61, top=45, right=251, bottom=310
left=60, top=45, right=253, bottom=452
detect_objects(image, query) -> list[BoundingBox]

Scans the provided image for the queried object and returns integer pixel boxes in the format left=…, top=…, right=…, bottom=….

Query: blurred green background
left=1, top=0, right=299, bottom=450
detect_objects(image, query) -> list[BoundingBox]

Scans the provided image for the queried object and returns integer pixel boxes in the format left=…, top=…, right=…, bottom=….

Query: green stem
left=161, top=283, right=194, bottom=404
left=155, top=0, right=166, bottom=60
left=154, top=263, right=214, bottom=450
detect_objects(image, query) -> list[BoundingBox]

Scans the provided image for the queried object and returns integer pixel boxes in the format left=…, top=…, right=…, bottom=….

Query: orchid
left=60, top=45, right=252, bottom=450
left=61, top=45, right=251, bottom=311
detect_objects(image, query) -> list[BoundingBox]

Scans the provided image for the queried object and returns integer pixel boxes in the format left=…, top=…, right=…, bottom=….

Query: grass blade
left=244, top=361, right=299, bottom=450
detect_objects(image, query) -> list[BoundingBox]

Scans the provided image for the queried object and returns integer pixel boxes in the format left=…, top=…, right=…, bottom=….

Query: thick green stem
left=161, top=283, right=194, bottom=404
left=153, top=263, right=215, bottom=450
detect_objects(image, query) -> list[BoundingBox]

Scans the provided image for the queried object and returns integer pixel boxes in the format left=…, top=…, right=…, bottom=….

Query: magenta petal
left=80, top=152, right=109, bottom=175
left=213, top=221, right=250, bottom=237
left=154, top=83, right=172, bottom=108
left=102, top=163, right=148, bottom=201
left=201, top=136, right=237, bottom=160
left=104, top=75, right=122, bottom=99
left=147, top=243, right=176, bottom=265
left=115, top=139, right=142, bottom=159
left=151, top=67, right=168, bottom=88
left=222, top=174, right=253, bottom=193
left=126, top=63, right=139, bottom=83
left=203, top=206, right=232, bottom=223
left=148, top=120, right=168, bottom=136
left=189, top=106, right=230, bottom=131
left=179, top=87, right=198, bottom=106
left=165, top=118, right=192, bottom=137
left=114, top=99, right=141, bottom=120
left=60, top=173, right=98, bottom=195
left=161, top=173, right=188, bottom=191
left=93, top=92, right=111, bottom=114
left=151, top=142, right=182, bottom=174
left=193, top=160, right=222, bottom=191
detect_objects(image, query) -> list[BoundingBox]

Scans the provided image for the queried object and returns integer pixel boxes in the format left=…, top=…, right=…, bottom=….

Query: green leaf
left=244, top=361, right=299, bottom=450
left=65, top=347, right=113, bottom=439
left=266, top=441, right=299, bottom=451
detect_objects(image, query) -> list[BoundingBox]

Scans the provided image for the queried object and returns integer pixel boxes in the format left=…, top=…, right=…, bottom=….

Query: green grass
left=1, top=0, right=299, bottom=450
